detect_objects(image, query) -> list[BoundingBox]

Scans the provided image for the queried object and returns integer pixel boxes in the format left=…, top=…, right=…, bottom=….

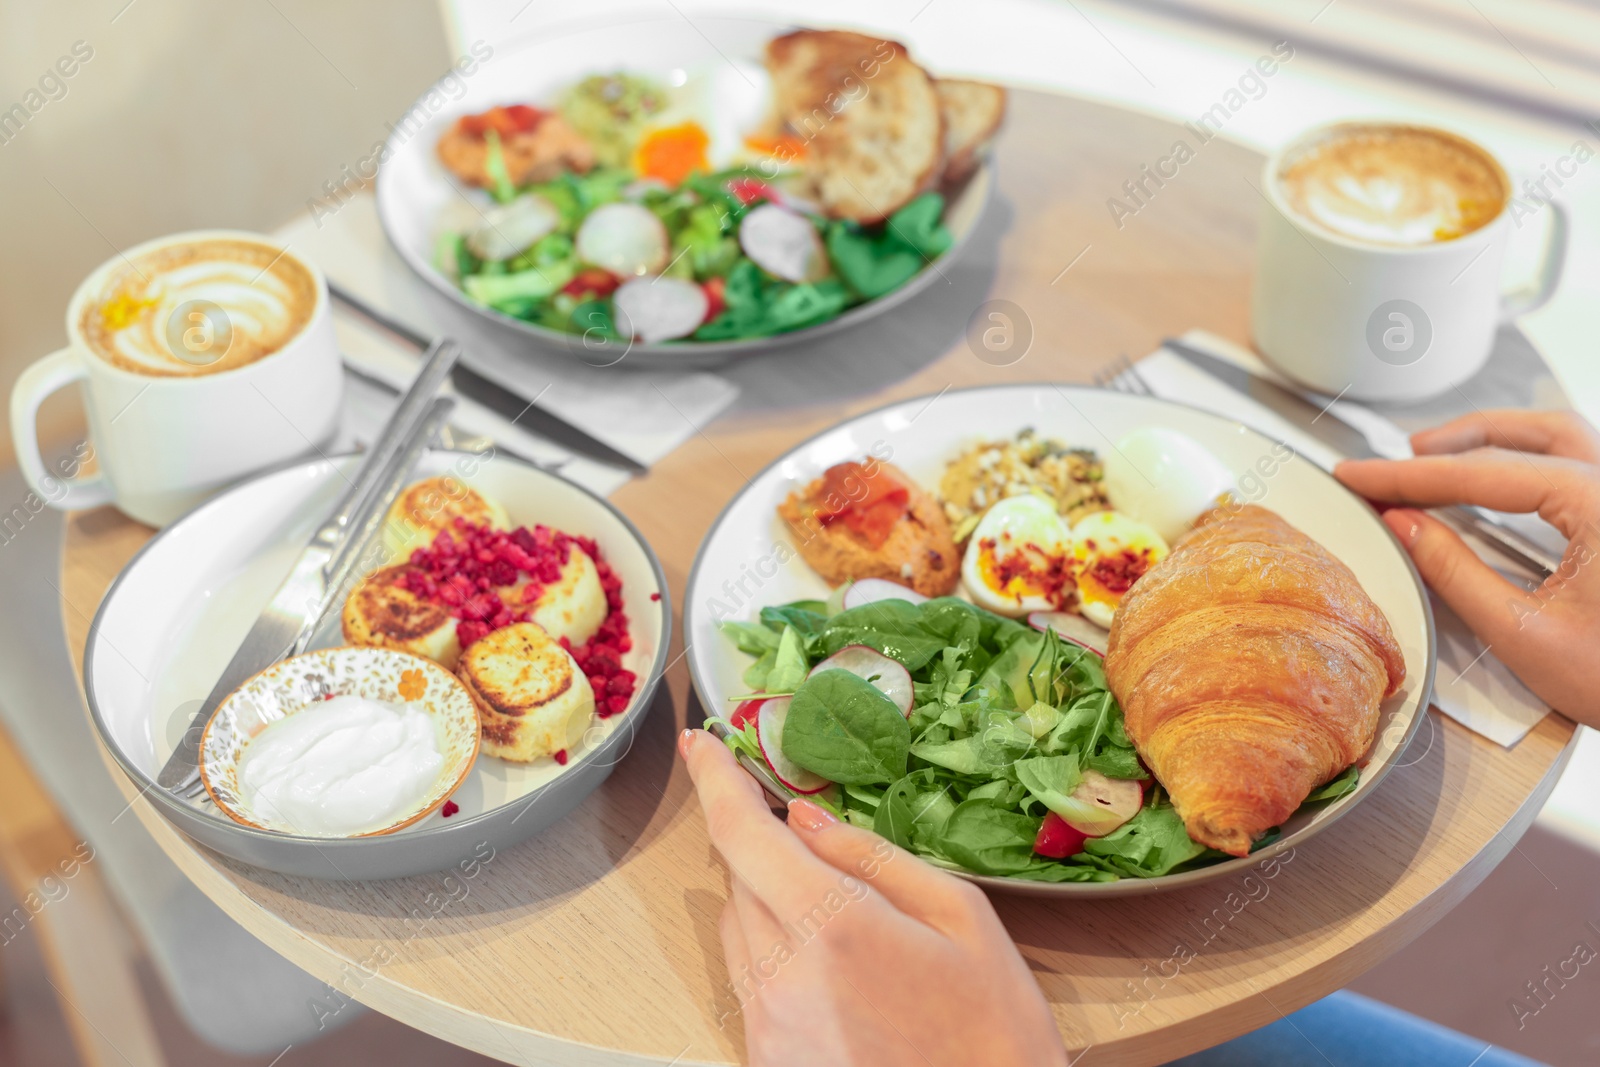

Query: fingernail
left=678, top=728, right=698, bottom=759
left=787, top=798, right=839, bottom=832
left=1385, top=508, right=1423, bottom=547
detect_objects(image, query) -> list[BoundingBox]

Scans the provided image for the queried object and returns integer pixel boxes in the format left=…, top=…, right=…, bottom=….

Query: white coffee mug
left=1252, top=121, right=1567, bottom=402
left=10, top=230, right=344, bottom=527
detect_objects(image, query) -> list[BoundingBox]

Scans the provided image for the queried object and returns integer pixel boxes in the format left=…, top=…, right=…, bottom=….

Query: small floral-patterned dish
left=199, top=646, right=481, bottom=837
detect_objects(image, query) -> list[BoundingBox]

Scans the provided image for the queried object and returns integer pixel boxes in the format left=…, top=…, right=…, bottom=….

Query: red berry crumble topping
left=397, top=519, right=637, bottom=717
left=442, top=799, right=460, bottom=818
left=553, top=749, right=568, bottom=765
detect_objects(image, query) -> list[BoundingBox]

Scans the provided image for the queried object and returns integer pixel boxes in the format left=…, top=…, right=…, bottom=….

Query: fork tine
left=1120, top=355, right=1153, bottom=396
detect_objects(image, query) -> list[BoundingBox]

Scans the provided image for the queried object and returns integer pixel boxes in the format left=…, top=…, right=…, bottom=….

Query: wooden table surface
left=59, top=90, right=1577, bottom=1066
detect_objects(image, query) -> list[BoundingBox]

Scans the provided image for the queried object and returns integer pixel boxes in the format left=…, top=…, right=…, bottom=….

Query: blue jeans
left=1167, top=991, right=1548, bottom=1066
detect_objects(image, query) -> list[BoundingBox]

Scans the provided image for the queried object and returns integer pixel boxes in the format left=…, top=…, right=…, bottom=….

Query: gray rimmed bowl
left=85, top=449, right=670, bottom=881
left=684, top=383, right=1437, bottom=896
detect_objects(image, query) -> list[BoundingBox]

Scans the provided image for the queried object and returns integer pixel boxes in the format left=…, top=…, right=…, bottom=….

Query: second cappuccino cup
left=9, top=230, right=344, bottom=527
left=1252, top=120, right=1567, bottom=402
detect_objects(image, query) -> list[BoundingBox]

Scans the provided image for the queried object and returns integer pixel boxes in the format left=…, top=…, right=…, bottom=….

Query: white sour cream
left=238, top=695, right=446, bottom=836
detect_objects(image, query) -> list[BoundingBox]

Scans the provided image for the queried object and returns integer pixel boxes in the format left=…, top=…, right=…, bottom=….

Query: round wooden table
left=60, top=91, right=1576, bottom=1066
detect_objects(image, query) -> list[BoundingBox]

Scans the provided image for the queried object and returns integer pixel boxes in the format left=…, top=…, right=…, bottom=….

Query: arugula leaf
left=1083, top=745, right=1146, bottom=780
left=1014, top=755, right=1085, bottom=819
left=939, top=799, right=1040, bottom=876
left=784, top=670, right=910, bottom=786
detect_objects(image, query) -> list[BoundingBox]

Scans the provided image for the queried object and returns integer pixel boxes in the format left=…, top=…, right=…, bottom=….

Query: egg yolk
left=633, top=121, right=711, bottom=186
left=1076, top=547, right=1157, bottom=609
left=744, top=133, right=809, bottom=162
left=978, top=534, right=1074, bottom=607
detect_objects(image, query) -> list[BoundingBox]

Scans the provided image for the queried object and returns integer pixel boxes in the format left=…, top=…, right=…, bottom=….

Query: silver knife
left=157, top=340, right=462, bottom=795
left=1163, top=337, right=1560, bottom=579
left=328, top=282, right=648, bottom=474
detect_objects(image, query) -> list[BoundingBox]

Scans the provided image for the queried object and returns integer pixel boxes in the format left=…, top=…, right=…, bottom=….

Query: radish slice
left=756, top=697, right=831, bottom=794
left=576, top=202, right=669, bottom=276
left=843, top=578, right=929, bottom=610
left=730, top=697, right=763, bottom=730
left=466, top=194, right=560, bottom=260
left=808, top=645, right=914, bottom=717
left=614, top=275, right=710, bottom=342
left=1057, top=771, right=1144, bottom=837
left=824, top=582, right=851, bottom=617
left=622, top=177, right=671, bottom=200
left=1027, top=611, right=1107, bottom=654
left=739, top=203, right=826, bottom=283
left=612, top=277, right=709, bottom=342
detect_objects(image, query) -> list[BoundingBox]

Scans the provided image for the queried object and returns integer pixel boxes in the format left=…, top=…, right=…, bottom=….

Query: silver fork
left=1092, top=354, right=1153, bottom=396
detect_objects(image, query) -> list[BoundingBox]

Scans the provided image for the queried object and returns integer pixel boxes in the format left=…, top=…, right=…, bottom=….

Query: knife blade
left=329, top=281, right=647, bottom=473
left=1162, top=337, right=1559, bottom=578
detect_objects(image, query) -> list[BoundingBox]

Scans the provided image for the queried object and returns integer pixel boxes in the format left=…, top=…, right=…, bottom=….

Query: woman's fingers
left=1411, top=409, right=1600, bottom=465
left=680, top=730, right=845, bottom=920
left=1336, top=450, right=1599, bottom=539
left=1383, top=508, right=1547, bottom=656
left=786, top=798, right=992, bottom=934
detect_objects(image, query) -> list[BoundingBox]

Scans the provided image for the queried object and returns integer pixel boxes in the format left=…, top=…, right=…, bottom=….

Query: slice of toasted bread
left=935, top=79, right=1006, bottom=183
left=457, top=622, right=594, bottom=762
left=342, top=565, right=462, bottom=669
left=765, top=30, right=943, bottom=223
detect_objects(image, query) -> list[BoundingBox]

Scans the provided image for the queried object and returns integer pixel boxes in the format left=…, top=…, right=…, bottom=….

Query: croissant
left=1104, top=504, right=1405, bottom=856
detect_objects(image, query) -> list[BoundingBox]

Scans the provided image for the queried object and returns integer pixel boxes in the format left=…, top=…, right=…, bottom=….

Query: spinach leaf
left=743, top=650, right=776, bottom=690
left=784, top=670, right=910, bottom=786
left=939, top=800, right=1040, bottom=876
left=760, top=603, right=830, bottom=639
left=1082, top=804, right=1207, bottom=878
left=820, top=600, right=947, bottom=670
left=765, top=626, right=810, bottom=694
left=1305, top=765, right=1359, bottom=802
left=720, top=620, right=781, bottom=657
left=825, top=194, right=952, bottom=299
left=873, top=776, right=918, bottom=849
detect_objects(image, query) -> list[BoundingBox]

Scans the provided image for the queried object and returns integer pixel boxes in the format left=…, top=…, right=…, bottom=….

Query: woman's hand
left=679, top=728, right=1068, bottom=1067
left=1335, top=409, right=1600, bottom=726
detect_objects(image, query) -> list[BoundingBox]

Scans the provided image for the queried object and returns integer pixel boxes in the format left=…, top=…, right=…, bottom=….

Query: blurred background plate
left=375, top=13, right=992, bottom=371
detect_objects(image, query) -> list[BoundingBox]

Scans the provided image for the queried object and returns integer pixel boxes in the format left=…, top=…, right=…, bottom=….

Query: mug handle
left=1500, top=200, right=1569, bottom=323
left=9, top=348, right=114, bottom=511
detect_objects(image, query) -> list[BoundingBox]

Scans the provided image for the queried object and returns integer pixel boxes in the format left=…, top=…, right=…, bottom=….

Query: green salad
left=709, top=595, right=1359, bottom=882
left=438, top=158, right=954, bottom=345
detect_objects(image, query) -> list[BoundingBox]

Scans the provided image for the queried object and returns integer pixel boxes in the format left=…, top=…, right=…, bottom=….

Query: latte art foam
left=80, top=239, right=317, bottom=377
left=1277, top=127, right=1505, bottom=247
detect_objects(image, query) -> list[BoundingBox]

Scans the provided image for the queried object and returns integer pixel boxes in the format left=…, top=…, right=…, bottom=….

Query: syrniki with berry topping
left=342, top=478, right=639, bottom=762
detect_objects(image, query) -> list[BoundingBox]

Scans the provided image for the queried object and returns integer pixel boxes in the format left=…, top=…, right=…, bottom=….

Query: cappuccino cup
left=10, top=231, right=343, bottom=526
left=1252, top=121, right=1567, bottom=402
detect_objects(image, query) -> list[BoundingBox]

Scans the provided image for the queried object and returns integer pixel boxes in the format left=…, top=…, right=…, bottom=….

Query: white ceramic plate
left=86, top=451, right=669, bottom=880
left=684, top=384, right=1436, bottom=896
left=374, top=13, right=992, bottom=371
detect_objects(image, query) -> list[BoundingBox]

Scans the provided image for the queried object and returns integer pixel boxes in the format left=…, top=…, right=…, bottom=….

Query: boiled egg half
left=1103, top=427, right=1235, bottom=544
left=960, top=494, right=1074, bottom=617
left=1071, top=511, right=1169, bottom=629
